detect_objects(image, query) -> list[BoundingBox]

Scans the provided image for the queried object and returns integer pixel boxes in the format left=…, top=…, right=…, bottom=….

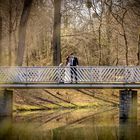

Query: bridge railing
left=0, top=66, right=139, bottom=84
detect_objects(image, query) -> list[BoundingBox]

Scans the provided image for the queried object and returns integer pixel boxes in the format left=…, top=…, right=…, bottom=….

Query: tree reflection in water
left=0, top=108, right=139, bottom=140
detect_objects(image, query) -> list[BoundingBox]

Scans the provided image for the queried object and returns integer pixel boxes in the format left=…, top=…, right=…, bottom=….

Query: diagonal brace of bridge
left=0, top=66, right=140, bottom=89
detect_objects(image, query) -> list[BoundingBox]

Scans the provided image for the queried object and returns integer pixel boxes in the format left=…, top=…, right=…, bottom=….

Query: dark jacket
left=71, top=57, right=79, bottom=66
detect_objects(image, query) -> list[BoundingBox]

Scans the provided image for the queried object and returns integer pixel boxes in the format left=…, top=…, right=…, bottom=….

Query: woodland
left=0, top=0, right=140, bottom=110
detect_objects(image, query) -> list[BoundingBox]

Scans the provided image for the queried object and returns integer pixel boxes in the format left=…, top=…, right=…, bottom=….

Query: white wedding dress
left=64, top=63, right=71, bottom=83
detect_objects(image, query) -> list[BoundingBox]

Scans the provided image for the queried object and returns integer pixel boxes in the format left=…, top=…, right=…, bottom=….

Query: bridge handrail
left=0, top=66, right=139, bottom=83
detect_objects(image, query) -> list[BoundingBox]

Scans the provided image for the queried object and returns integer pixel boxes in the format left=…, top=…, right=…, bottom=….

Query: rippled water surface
left=0, top=108, right=140, bottom=140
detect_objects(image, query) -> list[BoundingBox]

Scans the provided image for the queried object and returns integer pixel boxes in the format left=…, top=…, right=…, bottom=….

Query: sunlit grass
left=14, top=104, right=44, bottom=111
left=75, top=102, right=99, bottom=108
left=13, top=102, right=100, bottom=112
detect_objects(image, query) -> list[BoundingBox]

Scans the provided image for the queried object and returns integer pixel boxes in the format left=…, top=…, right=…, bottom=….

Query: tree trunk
left=122, top=25, right=129, bottom=66
left=116, top=35, right=119, bottom=65
left=52, top=0, right=62, bottom=66
left=98, top=20, right=102, bottom=65
left=105, top=0, right=112, bottom=65
left=16, top=0, right=33, bottom=66
left=121, top=10, right=128, bottom=66
left=64, top=0, right=68, bottom=29
left=0, top=16, right=2, bottom=65
left=8, top=0, right=12, bottom=66
left=137, top=34, right=140, bottom=65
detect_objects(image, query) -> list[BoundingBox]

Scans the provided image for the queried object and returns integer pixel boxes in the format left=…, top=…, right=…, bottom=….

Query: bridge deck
left=0, top=66, right=140, bottom=89
left=0, top=83, right=140, bottom=89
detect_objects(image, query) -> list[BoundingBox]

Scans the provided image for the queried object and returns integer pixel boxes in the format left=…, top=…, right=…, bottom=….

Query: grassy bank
left=13, top=102, right=100, bottom=112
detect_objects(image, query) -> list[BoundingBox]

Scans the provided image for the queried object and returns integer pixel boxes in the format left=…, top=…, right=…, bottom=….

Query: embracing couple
left=64, top=53, right=79, bottom=83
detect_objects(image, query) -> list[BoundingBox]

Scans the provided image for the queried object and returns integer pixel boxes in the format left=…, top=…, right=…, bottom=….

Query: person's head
left=70, top=52, right=75, bottom=58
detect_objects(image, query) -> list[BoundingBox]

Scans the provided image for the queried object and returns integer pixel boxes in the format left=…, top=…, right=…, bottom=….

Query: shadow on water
left=0, top=107, right=139, bottom=140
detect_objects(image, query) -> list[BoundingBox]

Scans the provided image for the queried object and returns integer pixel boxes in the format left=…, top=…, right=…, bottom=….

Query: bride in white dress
left=64, top=56, right=71, bottom=83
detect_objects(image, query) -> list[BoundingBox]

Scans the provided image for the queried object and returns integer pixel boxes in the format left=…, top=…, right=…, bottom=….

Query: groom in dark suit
left=70, top=53, right=79, bottom=83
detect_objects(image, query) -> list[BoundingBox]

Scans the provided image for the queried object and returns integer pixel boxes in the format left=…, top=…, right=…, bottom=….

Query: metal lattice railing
left=0, top=66, right=140, bottom=84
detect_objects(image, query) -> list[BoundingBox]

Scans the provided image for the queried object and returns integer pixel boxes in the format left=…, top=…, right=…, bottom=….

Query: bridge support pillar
left=0, top=89, right=13, bottom=116
left=119, top=89, right=137, bottom=120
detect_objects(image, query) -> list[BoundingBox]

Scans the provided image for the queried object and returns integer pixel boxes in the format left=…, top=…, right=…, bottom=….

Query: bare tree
left=105, top=0, right=112, bottom=65
left=52, top=0, right=62, bottom=66
left=97, top=0, right=104, bottom=65
left=16, top=0, right=33, bottom=66
left=0, top=0, right=2, bottom=65
left=8, top=0, right=12, bottom=66
left=0, top=15, right=2, bottom=65
left=8, top=0, right=21, bottom=65
left=137, top=33, right=140, bottom=65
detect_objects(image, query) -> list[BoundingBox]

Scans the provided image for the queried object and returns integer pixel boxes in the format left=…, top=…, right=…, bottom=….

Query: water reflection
left=0, top=108, right=139, bottom=140
left=0, top=117, right=13, bottom=140
left=119, top=117, right=138, bottom=140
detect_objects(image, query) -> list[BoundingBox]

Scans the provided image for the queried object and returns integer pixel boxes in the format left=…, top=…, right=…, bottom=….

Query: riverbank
left=13, top=89, right=119, bottom=112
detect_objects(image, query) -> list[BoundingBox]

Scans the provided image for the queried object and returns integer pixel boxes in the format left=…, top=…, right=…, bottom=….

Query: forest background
left=0, top=0, right=140, bottom=110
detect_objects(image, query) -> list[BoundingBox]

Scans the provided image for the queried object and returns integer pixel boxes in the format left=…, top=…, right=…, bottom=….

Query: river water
left=0, top=107, right=139, bottom=140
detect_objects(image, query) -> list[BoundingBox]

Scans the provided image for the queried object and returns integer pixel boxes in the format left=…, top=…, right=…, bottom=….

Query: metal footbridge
left=0, top=66, right=140, bottom=89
